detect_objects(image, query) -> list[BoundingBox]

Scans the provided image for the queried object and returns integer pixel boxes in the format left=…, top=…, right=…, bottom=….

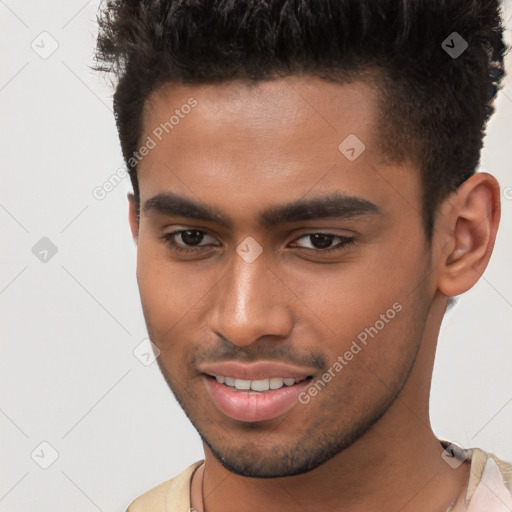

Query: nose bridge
left=208, top=251, right=292, bottom=346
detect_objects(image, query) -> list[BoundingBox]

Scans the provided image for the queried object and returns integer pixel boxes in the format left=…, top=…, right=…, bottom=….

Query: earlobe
left=128, top=192, right=139, bottom=244
left=437, top=172, right=500, bottom=298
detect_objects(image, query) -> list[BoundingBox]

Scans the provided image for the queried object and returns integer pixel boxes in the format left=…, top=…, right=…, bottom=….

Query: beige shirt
left=126, top=443, right=512, bottom=511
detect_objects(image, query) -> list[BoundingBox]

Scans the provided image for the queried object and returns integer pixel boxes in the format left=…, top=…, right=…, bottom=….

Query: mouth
left=202, top=373, right=313, bottom=423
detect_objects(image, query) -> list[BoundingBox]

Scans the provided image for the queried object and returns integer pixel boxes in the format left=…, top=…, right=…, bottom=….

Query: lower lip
left=204, top=376, right=311, bottom=423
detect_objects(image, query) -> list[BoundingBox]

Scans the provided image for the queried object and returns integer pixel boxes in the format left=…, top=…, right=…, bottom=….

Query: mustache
left=190, top=339, right=327, bottom=371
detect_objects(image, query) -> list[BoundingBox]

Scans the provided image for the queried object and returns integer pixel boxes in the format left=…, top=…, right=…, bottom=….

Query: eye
left=289, top=233, right=355, bottom=254
left=161, top=229, right=355, bottom=257
left=161, top=229, right=219, bottom=254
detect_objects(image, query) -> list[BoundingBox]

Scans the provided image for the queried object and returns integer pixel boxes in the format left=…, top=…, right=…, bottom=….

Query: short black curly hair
left=94, top=0, right=506, bottom=240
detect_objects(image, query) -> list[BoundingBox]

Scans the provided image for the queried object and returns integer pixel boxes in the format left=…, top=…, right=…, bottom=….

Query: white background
left=1, top=1, right=511, bottom=510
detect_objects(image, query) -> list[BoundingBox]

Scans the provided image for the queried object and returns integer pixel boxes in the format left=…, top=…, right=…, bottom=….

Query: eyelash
left=161, top=230, right=355, bottom=256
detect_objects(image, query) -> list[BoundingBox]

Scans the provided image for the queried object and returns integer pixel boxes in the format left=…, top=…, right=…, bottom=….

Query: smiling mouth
left=202, top=373, right=314, bottom=422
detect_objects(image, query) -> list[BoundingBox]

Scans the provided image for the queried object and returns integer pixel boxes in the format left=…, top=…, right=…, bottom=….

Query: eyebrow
left=143, top=191, right=381, bottom=229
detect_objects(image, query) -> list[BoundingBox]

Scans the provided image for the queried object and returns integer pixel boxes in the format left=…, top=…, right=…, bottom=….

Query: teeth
left=269, top=377, right=284, bottom=389
left=250, top=379, right=269, bottom=391
left=234, top=379, right=251, bottom=390
left=214, top=375, right=301, bottom=391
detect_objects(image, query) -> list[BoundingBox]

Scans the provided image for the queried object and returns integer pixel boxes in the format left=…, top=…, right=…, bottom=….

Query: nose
left=208, top=251, right=293, bottom=347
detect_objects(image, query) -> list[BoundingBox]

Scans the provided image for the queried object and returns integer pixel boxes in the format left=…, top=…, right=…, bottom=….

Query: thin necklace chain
left=444, top=497, right=460, bottom=512
left=201, top=464, right=205, bottom=512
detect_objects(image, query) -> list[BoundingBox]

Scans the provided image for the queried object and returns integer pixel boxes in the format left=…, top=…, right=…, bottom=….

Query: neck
left=196, top=294, right=470, bottom=512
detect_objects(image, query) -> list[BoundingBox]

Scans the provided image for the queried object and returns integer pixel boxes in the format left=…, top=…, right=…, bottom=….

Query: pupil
left=311, top=234, right=332, bottom=249
left=182, top=230, right=203, bottom=245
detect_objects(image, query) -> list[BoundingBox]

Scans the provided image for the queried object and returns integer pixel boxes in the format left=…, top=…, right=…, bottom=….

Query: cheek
left=279, top=242, right=428, bottom=368
left=136, top=244, right=188, bottom=333
left=135, top=240, right=218, bottom=352
left=302, top=294, right=425, bottom=418
left=280, top=260, right=412, bottom=339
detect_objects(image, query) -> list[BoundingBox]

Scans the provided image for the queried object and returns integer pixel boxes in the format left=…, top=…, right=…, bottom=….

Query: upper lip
left=198, top=361, right=315, bottom=381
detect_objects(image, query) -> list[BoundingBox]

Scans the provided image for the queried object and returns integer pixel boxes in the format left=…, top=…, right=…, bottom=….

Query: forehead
left=143, top=75, right=380, bottom=143
left=137, top=75, right=418, bottom=226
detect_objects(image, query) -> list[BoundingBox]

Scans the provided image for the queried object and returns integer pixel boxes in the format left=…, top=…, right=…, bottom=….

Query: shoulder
left=126, top=460, right=204, bottom=512
left=441, top=439, right=512, bottom=511
left=440, top=439, right=512, bottom=509
left=465, top=446, right=512, bottom=497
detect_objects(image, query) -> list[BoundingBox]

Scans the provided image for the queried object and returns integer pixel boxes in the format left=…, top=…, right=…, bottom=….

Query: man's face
left=132, top=76, right=437, bottom=477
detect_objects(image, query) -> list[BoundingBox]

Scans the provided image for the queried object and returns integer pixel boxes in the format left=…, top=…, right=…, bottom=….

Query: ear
left=128, top=192, right=139, bottom=244
left=436, top=172, right=500, bottom=297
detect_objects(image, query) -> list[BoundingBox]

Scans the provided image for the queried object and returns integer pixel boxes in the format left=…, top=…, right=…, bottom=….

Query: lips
left=198, top=361, right=315, bottom=422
